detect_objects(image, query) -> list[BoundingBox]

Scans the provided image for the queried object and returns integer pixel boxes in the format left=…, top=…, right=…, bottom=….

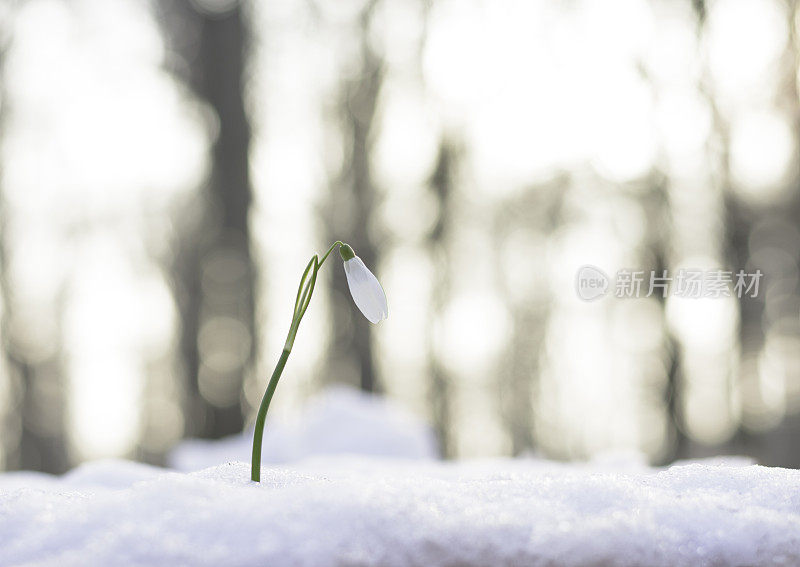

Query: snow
left=169, top=386, right=439, bottom=471
left=1, top=457, right=799, bottom=566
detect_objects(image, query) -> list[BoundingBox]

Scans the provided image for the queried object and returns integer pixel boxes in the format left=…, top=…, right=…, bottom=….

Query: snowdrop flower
left=252, top=240, right=388, bottom=482
left=340, top=244, right=388, bottom=324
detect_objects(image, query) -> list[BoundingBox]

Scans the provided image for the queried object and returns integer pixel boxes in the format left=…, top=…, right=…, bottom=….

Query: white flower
left=343, top=255, right=388, bottom=324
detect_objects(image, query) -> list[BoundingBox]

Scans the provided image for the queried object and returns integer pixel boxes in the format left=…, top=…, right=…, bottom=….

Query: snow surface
left=169, top=386, right=439, bottom=471
left=1, top=456, right=799, bottom=567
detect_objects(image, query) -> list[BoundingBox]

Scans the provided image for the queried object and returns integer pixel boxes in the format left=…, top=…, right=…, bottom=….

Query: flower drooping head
left=339, top=244, right=388, bottom=324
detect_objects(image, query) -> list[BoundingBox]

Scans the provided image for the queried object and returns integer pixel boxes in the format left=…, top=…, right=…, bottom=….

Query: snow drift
left=1, top=456, right=798, bottom=567
left=169, top=386, right=439, bottom=471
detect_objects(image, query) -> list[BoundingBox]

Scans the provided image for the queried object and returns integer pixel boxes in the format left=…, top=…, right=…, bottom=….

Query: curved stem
left=251, top=241, right=345, bottom=483
left=319, top=240, right=343, bottom=265
left=251, top=349, right=290, bottom=482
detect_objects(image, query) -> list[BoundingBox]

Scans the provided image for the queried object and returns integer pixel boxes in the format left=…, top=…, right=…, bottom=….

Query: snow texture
left=169, top=386, right=439, bottom=471
left=1, top=456, right=799, bottom=567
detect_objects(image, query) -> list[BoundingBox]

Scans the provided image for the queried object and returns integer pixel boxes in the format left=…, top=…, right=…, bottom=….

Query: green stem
left=251, top=349, right=289, bottom=482
left=250, top=241, right=344, bottom=482
left=319, top=240, right=344, bottom=265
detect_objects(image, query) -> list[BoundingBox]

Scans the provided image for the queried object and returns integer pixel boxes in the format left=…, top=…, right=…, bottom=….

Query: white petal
left=344, top=257, right=388, bottom=324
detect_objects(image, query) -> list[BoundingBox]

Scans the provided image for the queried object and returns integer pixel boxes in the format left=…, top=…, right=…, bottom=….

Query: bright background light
left=0, top=0, right=798, bottom=470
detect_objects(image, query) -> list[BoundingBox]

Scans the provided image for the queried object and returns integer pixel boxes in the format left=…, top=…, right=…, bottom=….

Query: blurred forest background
left=0, top=0, right=799, bottom=473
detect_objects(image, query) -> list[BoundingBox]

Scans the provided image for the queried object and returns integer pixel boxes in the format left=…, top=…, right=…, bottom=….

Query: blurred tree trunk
left=689, top=0, right=800, bottom=466
left=0, top=1, right=15, bottom=472
left=673, top=0, right=735, bottom=462
left=0, top=11, right=69, bottom=473
left=722, top=0, right=800, bottom=467
left=493, top=182, right=563, bottom=456
left=325, top=0, right=383, bottom=393
left=426, top=140, right=456, bottom=457
left=641, top=183, right=689, bottom=464
left=157, top=0, right=255, bottom=439
left=1, top=351, right=69, bottom=473
left=663, top=334, right=688, bottom=463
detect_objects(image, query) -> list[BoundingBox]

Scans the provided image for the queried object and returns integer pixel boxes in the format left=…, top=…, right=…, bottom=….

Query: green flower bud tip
left=339, top=243, right=355, bottom=261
